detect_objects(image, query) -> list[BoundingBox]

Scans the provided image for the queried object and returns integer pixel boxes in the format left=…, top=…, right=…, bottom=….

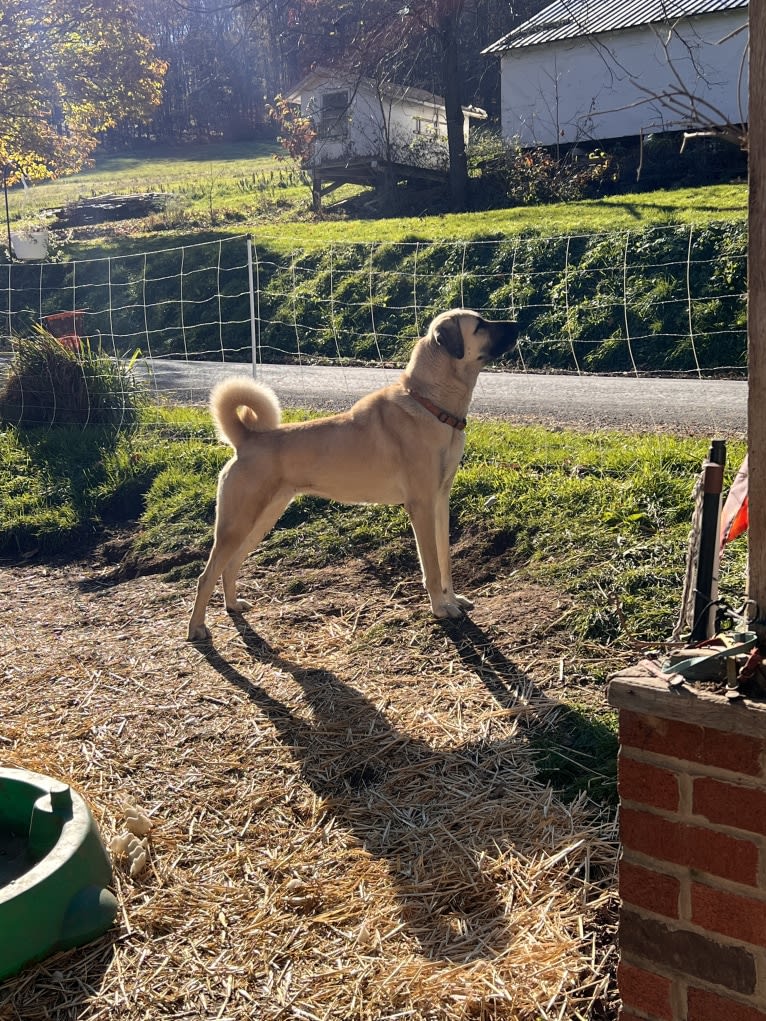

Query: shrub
left=0, top=329, right=147, bottom=427
left=468, top=129, right=618, bottom=207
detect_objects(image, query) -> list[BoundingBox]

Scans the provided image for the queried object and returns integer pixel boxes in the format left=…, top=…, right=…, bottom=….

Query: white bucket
left=10, top=230, right=49, bottom=261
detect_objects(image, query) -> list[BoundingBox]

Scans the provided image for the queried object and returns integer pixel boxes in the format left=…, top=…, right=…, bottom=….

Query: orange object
left=720, top=455, right=749, bottom=548
left=41, top=310, right=86, bottom=352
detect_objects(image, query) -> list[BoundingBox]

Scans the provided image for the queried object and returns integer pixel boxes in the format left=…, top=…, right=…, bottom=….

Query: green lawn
left=4, top=141, right=748, bottom=258
left=0, top=401, right=748, bottom=667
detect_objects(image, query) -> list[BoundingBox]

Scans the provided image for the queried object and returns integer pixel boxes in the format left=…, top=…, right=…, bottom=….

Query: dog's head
left=428, top=309, right=519, bottom=364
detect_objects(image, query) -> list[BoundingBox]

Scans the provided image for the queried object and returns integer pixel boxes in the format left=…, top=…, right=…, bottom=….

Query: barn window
left=319, top=91, right=349, bottom=139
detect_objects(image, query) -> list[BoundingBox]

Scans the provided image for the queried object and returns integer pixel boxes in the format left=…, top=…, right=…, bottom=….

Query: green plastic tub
left=0, top=767, right=118, bottom=980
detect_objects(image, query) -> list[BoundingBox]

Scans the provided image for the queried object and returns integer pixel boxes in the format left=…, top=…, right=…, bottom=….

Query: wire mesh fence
left=0, top=221, right=749, bottom=426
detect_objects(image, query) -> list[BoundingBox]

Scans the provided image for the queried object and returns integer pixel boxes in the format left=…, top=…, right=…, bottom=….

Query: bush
left=0, top=329, right=147, bottom=427
left=468, top=129, right=618, bottom=207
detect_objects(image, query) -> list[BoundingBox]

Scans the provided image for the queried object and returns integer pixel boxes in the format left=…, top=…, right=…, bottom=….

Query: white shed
left=483, top=0, right=749, bottom=149
left=284, top=68, right=486, bottom=208
left=285, top=68, right=485, bottom=167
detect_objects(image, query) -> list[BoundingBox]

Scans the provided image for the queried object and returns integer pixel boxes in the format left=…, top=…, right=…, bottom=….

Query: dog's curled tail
left=209, top=376, right=281, bottom=449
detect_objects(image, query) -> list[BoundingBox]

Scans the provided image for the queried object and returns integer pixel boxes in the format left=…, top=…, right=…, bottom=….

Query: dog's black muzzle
left=486, top=319, right=521, bottom=360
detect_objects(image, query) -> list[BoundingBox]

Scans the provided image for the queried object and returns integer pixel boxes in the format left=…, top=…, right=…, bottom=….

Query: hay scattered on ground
left=0, top=554, right=619, bottom=1020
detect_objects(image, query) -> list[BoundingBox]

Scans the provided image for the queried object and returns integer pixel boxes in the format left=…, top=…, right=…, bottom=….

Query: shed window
left=414, top=114, right=440, bottom=136
left=319, top=91, right=349, bottom=139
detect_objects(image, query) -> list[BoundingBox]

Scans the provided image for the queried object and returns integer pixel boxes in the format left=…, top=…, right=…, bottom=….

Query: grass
left=0, top=405, right=749, bottom=651
left=244, top=183, right=748, bottom=250
left=5, top=141, right=349, bottom=239
left=0, top=142, right=752, bottom=809
left=4, top=140, right=748, bottom=260
left=3, top=403, right=750, bottom=803
left=57, top=182, right=748, bottom=261
left=530, top=704, right=620, bottom=804
left=0, top=330, right=147, bottom=427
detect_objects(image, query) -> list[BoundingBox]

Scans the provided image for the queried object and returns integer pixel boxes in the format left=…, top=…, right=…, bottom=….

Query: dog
left=187, top=309, right=519, bottom=640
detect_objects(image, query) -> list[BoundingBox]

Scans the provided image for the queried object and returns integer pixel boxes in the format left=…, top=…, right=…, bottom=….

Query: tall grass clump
left=0, top=330, right=147, bottom=428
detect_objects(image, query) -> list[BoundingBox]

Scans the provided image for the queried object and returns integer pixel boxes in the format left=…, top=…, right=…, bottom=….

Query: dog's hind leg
left=188, top=518, right=254, bottom=641
left=188, top=491, right=293, bottom=641
left=221, top=492, right=293, bottom=613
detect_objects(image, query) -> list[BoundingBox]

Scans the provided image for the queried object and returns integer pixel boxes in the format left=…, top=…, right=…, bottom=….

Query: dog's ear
left=431, top=315, right=464, bottom=359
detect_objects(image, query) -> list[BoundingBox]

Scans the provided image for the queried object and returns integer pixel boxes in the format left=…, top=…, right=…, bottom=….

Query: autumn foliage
left=0, top=0, right=167, bottom=183
left=268, top=95, right=318, bottom=165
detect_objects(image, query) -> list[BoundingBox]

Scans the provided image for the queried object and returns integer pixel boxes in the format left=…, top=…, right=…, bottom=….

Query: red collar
left=407, top=389, right=466, bottom=431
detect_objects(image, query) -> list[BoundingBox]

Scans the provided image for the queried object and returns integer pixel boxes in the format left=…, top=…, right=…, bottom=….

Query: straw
left=0, top=557, right=619, bottom=1019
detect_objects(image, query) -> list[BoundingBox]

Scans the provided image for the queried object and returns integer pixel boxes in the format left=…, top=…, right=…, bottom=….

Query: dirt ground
left=1, top=545, right=619, bottom=1020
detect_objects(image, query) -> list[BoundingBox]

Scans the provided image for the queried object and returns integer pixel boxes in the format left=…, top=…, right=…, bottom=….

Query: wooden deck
left=308, top=156, right=448, bottom=210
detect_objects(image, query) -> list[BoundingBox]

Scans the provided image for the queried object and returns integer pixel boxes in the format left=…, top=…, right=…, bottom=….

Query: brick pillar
left=608, top=666, right=766, bottom=1021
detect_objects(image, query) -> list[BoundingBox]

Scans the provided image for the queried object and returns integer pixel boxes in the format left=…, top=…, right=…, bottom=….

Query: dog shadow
left=438, top=615, right=560, bottom=715
left=198, top=615, right=563, bottom=964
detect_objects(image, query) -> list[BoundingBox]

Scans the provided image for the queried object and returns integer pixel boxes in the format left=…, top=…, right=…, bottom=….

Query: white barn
left=483, top=0, right=749, bottom=150
left=285, top=68, right=486, bottom=208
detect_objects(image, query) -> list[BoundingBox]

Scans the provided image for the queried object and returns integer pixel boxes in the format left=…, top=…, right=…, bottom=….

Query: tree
left=129, top=0, right=278, bottom=144
left=262, top=0, right=549, bottom=210
left=395, top=0, right=558, bottom=208
left=0, top=0, right=167, bottom=182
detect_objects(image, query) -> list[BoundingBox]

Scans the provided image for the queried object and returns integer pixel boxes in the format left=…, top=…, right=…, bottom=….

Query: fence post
left=691, top=439, right=726, bottom=642
left=247, top=237, right=258, bottom=379
left=749, top=3, right=766, bottom=641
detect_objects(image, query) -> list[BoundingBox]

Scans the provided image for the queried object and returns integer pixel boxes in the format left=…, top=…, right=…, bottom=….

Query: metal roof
left=483, top=0, right=748, bottom=54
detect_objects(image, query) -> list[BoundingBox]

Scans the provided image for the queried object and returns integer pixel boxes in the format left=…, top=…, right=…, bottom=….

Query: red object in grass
left=41, top=310, right=86, bottom=352
left=720, top=455, right=749, bottom=549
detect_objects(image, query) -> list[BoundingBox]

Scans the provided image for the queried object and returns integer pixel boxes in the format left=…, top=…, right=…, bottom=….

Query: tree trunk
left=442, top=17, right=468, bottom=213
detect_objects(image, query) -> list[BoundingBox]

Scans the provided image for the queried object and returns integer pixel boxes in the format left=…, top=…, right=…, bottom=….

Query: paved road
left=139, top=358, right=748, bottom=437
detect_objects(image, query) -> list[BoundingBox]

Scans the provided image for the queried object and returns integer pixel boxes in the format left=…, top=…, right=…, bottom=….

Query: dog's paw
left=187, top=622, right=211, bottom=641
left=226, top=598, right=252, bottom=614
left=431, top=600, right=467, bottom=619
left=431, top=592, right=474, bottom=619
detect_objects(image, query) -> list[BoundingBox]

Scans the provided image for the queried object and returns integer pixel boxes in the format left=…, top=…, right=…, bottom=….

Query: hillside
left=2, top=143, right=749, bottom=378
left=3, top=141, right=747, bottom=253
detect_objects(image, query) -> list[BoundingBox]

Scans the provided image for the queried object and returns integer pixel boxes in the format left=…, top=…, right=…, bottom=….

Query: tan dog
left=188, top=309, right=519, bottom=640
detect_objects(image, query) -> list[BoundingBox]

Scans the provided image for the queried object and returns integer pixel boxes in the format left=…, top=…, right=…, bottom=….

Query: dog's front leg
left=435, top=490, right=473, bottom=613
left=407, top=500, right=466, bottom=619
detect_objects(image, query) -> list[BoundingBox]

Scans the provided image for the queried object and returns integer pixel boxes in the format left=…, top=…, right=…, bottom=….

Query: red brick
left=620, top=755, right=679, bottom=812
left=620, top=710, right=763, bottom=775
left=687, top=986, right=766, bottom=1021
left=620, top=859, right=680, bottom=919
left=620, top=908, right=757, bottom=995
left=620, top=807, right=759, bottom=886
left=618, top=960, right=673, bottom=1020
left=692, top=883, right=766, bottom=947
left=694, top=777, right=766, bottom=837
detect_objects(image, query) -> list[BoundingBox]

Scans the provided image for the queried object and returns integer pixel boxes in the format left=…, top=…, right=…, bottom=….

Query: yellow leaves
left=0, top=0, right=167, bottom=181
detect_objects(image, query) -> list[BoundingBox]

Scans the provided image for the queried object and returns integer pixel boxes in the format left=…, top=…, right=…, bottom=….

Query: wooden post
left=311, top=170, right=322, bottom=213
left=691, top=439, right=726, bottom=642
left=749, top=4, right=766, bottom=640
